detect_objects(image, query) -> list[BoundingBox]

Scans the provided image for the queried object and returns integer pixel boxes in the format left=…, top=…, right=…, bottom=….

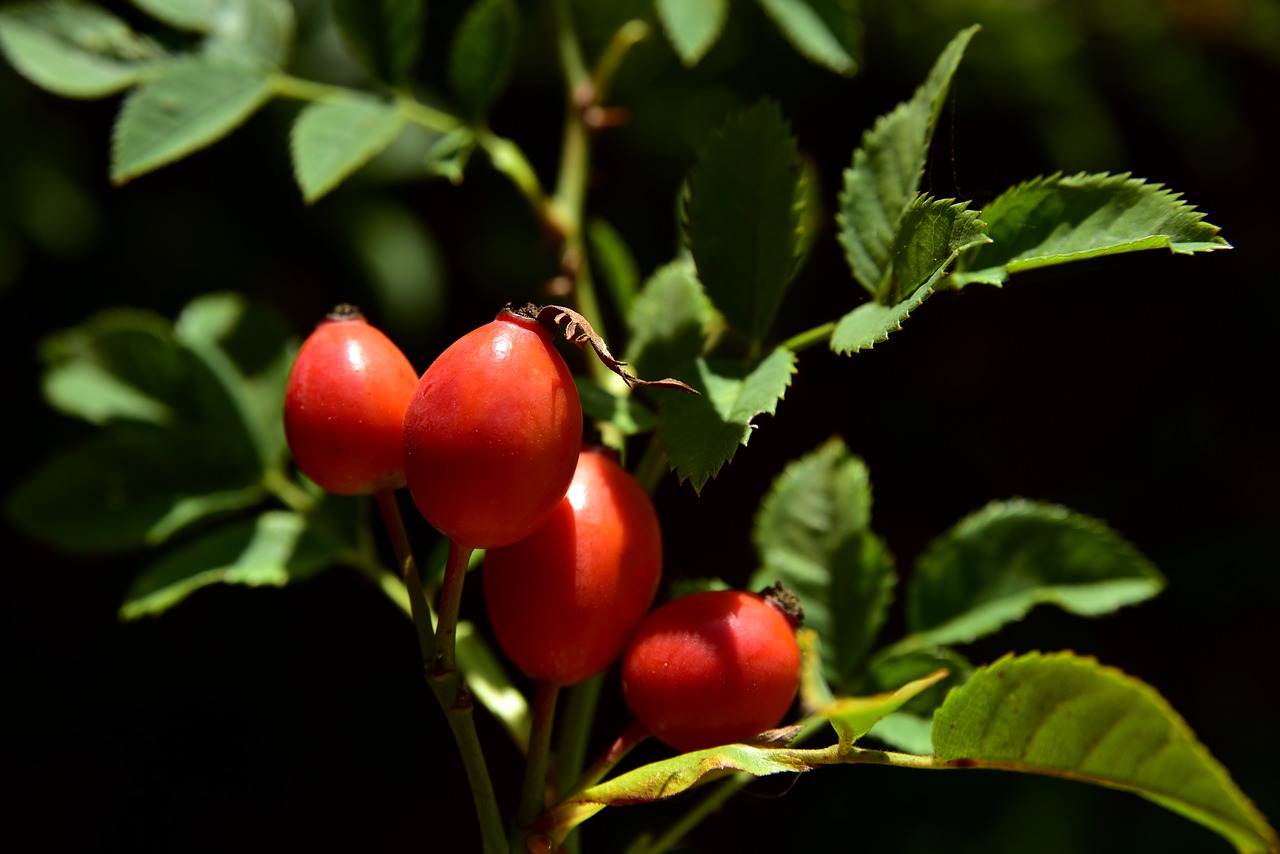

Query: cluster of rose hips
left=282, top=303, right=802, bottom=756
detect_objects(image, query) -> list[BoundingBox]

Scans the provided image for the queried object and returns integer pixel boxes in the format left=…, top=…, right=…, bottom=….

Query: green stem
left=632, top=435, right=669, bottom=496
left=778, top=321, right=836, bottom=353
left=565, top=719, right=650, bottom=799
left=553, top=674, right=605, bottom=798
left=373, top=489, right=436, bottom=662
left=261, top=467, right=316, bottom=514
left=512, top=680, right=562, bottom=849
left=591, top=20, right=649, bottom=105
left=434, top=539, right=473, bottom=678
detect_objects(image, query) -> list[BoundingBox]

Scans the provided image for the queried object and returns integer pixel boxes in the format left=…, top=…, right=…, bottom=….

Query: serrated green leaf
left=447, top=0, right=518, bottom=119
left=656, top=348, right=796, bottom=493
left=128, top=0, right=225, bottom=31
left=5, top=426, right=264, bottom=554
left=0, top=1, right=160, bottom=98
left=686, top=100, right=804, bottom=343
left=576, top=379, right=657, bottom=436
left=120, top=510, right=335, bottom=619
left=332, top=0, right=424, bottom=87
left=456, top=620, right=531, bottom=752
left=756, top=0, right=858, bottom=76
left=933, top=652, right=1279, bottom=854
left=890, top=195, right=989, bottom=301
left=748, top=438, right=896, bottom=685
left=290, top=97, right=406, bottom=203
left=654, top=0, right=728, bottom=67
left=586, top=217, right=640, bottom=316
left=624, top=258, right=714, bottom=383
left=837, top=25, right=978, bottom=300
left=202, top=0, right=295, bottom=67
left=829, top=272, right=935, bottom=354
left=110, top=56, right=273, bottom=184
left=953, top=172, right=1232, bottom=286
left=821, top=670, right=947, bottom=748
left=860, top=646, right=975, bottom=751
left=906, top=500, right=1166, bottom=647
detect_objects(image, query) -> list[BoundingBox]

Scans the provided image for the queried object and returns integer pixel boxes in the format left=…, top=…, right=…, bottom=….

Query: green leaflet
left=290, top=97, right=406, bottom=203
left=954, top=171, right=1231, bottom=286
left=331, top=0, right=424, bottom=87
left=447, top=0, right=518, bottom=119
left=624, top=258, right=715, bottom=384
left=933, top=652, right=1279, bottom=854
left=655, top=0, right=728, bottom=67
left=906, top=499, right=1166, bottom=647
left=756, top=0, right=859, bottom=76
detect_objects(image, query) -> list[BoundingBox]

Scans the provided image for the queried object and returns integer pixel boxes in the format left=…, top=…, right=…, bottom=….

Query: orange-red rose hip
left=284, top=305, right=418, bottom=495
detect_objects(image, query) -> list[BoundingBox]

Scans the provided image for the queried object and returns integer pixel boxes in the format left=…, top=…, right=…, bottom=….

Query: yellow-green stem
left=512, top=680, right=562, bottom=850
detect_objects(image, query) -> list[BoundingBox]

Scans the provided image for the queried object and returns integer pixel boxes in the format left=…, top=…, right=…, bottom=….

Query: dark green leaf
left=447, top=0, right=518, bottom=119
left=654, top=0, right=728, bottom=67
left=423, top=126, right=476, bottom=183
left=6, top=426, right=265, bottom=554
left=332, top=0, right=424, bottom=86
left=686, top=100, right=804, bottom=343
left=907, top=500, right=1166, bottom=647
left=954, top=172, right=1232, bottom=286
left=128, top=0, right=225, bottom=31
left=756, top=0, right=858, bottom=76
left=837, top=25, right=978, bottom=300
left=656, top=348, right=797, bottom=493
left=110, top=55, right=273, bottom=184
left=933, top=652, right=1279, bottom=854
left=748, top=438, right=896, bottom=685
left=624, top=258, right=715, bottom=383
left=575, top=379, right=657, bottom=436
left=290, top=96, right=406, bottom=203
left=120, top=510, right=335, bottom=619
left=0, top=1, right=160, bottom=98
left=889, top=195, right=989, bottom=301
left=586, top=217, right=640, bottom=316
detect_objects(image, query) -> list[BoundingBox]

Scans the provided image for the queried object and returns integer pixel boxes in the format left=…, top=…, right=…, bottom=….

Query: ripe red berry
left=482, top=447, right=662, bottom=686
left=402, top=306, right=583, bottom=549
left=284, top=305, right=418, bottom=495
left=621, top=588, right=802, bottom=753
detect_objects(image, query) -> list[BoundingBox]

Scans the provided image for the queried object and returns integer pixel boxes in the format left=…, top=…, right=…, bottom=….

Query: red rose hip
left=402, top=306, right=583, bottom=549
left=284, top=305, right=418, bottom=495
left=621, top=587, right=802, bottom=753
left=482, top=447, right=663, bottom=686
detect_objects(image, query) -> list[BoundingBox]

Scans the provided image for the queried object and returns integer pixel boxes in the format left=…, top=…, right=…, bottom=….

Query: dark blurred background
left=4, top=0, right=1278, bottom=851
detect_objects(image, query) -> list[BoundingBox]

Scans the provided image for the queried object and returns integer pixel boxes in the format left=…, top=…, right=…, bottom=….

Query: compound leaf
left=954, top=172, right=1231, bottom=286
left=624, top=258, right=715, bottom=384
left=906, top=500, right=1166, bottom=647
left=686, top=100, right=805, bottom=344
left=110, top=55, right=273, bottom=184
left=656, top=347, right=796, bottom=493
left=290, top=96, right=406, bottom=203
left=748, top=438, right=896, bottom=686
left=933, top=652, right=1279, bottom=854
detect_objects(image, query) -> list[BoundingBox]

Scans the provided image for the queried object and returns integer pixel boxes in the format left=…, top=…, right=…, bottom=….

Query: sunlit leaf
left=954, top=172, right=1231, bottom=286
left=290, top=96, right=406, bottom=203
left=756, top=0, right=858, bottom=76
left=624, top=258, right=714, bottom=384
left=457, top=621, right=531, bottom=752
left=934, top=652, right=1279, bottom=854
left=655, top=0, right=728, bottom=67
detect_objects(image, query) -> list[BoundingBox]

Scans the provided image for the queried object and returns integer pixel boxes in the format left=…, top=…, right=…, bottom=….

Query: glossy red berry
left=482, top=447, right=662, bottom=686
left=284, top=305, right=418, bottom=495
left=402, top=307, right=583, bottom=549
left=621, top=588, right=802, bottom=753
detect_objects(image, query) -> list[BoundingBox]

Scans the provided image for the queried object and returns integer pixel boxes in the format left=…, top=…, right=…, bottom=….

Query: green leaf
left=933, top=652, right=1279, bottom=854
left=575, top=379, right=657, bottom=436
left=128, top=0, right=226, bottom=31
left=624, top=258, right=715, bottom=383
left=748, top=438, right=896, bottom=685
left=906, top=500, right=1166, bottom=647
left=837, top=25, right=978, bottom=300
left=290, top=96, right=406, bottom=203
left=423, top=126, right=476, bottom=184
left=120, top=510, right=335, bottom=619
left=654, top=0, right=728, bottom=67
left=0, top=1, right=160, bottom=99
left=756, top=0, right=858, bottom=76
left=586, top=217, right=640, bottom=316
left=859, top=646, right=974, bottom=752
left=457, top=621, right=531, bottom=752
left=332, top=0, right=424, bottom=87
left=889, top=195, right=989, bottom=301
left=954, top=172, right=1232, bottom=286
left=829, top=273, right=935, bottom=354
left=6, top=426, right=265, bottom=554
left=110, top=55, right=273, bottom=185
left=656, top=347, right=797, bottom=493
left=202, top=0, right=295, bottom=67
left=447, top=0, right=518, bottom=120
left=820, top=669, right=947, bottom=748
left=686, top=100, right=805, bottom=343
